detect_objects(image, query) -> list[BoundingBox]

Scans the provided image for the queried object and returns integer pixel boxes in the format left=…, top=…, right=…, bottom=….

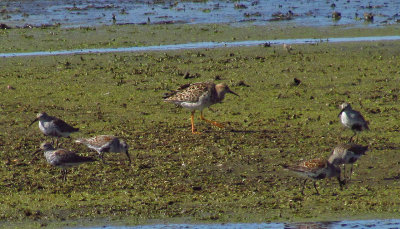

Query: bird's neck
left=215, top=91, right=226, bottom=102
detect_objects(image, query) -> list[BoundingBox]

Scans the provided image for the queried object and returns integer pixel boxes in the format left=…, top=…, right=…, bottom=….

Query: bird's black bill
left=33, top=149, right=41, bottom=155
left=29, top=118, right=38, bottom=127
left=228, top=89, right=239, bottom=96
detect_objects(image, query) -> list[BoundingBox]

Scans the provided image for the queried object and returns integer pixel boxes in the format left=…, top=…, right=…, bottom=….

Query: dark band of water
left=1, top=36, right=400, bottom=58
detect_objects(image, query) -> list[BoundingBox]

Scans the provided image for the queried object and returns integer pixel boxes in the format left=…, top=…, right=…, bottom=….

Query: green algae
left=0, top=24, right=400, bottom=227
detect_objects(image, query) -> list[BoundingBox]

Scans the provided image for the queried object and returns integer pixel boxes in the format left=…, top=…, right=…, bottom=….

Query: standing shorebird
left=163, top=82, right=239, bottom=134
left=328, top=143, right=368, bottom=181
left=75, top=135, right=131, bottom=164
left=35, top=142, right=96, bottom=180
left=29, top=112, right=79, bottom=146
left=338, top=103, right=369, bottom=142
left=284, top=158, right=344, bottom=195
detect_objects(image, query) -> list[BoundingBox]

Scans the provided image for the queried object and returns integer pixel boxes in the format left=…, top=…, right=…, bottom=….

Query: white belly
left=179, top=100, right=211, bottom=111
left=39, top=121, right=70, bottom=137
left=340, top=112, right=359, bottom=128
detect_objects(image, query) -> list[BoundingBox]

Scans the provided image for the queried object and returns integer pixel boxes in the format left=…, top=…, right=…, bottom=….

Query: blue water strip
left=1, top=36, right=400, bottom=58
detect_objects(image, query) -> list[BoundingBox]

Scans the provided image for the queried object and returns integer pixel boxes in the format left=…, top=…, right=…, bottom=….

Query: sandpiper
left=75, top=135, right=131, bottom=164
left=328, top=143, right=368, bottom=181
left=338, top=103, right=369, bottom=142
left=163, top=82, right=238, bottom=134
left=29, top=112, right=79, bottom=146
left=284, top=158, right=344, bottom=195
left=35, top=142, right=96, bottom=180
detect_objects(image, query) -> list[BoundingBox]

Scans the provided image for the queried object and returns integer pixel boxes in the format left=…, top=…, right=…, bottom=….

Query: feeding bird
left=328, top=143, right=368, bottom=181
left=75, top=135, right=131, bottom=164
left=284, top=158, right=344, bottom=195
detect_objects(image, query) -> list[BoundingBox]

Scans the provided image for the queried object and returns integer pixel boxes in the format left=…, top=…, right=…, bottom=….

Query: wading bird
left=163, top=82, right=238, bottom=134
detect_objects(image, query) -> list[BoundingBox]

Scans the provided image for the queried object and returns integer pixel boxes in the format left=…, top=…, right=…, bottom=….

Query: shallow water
left=1, top=35, right=400, bottom=58
left=1, top=0, right=400, bottom=28
left=76, top=219, right=400, bottom=229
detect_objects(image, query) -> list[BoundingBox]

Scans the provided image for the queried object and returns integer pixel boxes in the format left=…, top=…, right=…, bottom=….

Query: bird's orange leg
left=191, top=111, right=201, bottom=134
left=199, top=111, right=225, bottom=128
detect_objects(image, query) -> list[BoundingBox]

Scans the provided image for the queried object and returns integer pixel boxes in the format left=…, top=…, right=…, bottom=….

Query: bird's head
left=29, top=112, right=49, bottom=126
left=215, top=83, right=239, bottom=100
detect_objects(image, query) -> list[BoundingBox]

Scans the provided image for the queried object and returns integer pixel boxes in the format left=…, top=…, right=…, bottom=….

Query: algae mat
left=0, top=29, right=400, bottom=227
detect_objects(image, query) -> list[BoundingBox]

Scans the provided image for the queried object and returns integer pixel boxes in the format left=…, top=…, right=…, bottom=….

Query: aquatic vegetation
left=0, top=24, right=400, bottom=227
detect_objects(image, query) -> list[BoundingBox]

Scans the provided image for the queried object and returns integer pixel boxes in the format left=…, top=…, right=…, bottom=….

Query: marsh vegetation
left=0, top=24, right=400, bottom=227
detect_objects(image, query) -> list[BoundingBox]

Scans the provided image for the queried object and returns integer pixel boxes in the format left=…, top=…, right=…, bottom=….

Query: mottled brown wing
left=95, top=135, right=116, bottom=143
left=290, top=158, right=326, bottom=173
left=53, top=118, right=79, bottom=132
left=302, top=158, right=326, bottom=168
left=176, top=83, right=192, bottom=91
left=162, top=83, right=191, bottom=99
left=164, top=82, right=210, bottom=103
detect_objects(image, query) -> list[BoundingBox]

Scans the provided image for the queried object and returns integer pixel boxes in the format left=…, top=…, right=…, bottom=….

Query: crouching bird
left=284, top=158, right=345, bottom=195
left=75, top=135, right=131, bottom=165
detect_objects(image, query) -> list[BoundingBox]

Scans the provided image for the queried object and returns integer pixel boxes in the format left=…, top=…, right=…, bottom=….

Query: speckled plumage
left=37, top=142, right=95, bottom=180
left=75, top=135, right=131, bottom=164
left=328, top=143, right=368, bottom=181
left=165, top=82, right=222, bottom=110
left=286, top=158, right=344, bottom=194
left=164, top=82, right=238, bottom=133
left=338, top=103, right=369, bottom=142
left=287, top=158, right=340, bottom=180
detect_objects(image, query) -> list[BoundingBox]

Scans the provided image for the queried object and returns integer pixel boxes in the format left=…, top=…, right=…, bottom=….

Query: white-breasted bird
left=29, top=112, right=79, bottom=146
left=338, top=103, right=369, bottom=142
